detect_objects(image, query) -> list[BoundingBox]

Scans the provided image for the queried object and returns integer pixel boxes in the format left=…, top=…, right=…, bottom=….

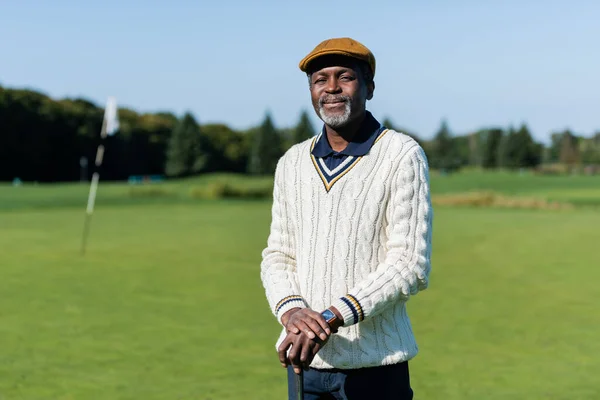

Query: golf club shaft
left=296, top=370, right=304, bottom=400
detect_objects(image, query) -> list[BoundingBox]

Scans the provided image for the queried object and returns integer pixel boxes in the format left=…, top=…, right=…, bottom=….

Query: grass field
left=1, top=172, right=599, bottom=399
left=3, top=170, right=600, bottom=211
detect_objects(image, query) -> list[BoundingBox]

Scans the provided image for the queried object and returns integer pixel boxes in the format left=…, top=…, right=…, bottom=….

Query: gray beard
left=318, top=99, right=352, bottom=129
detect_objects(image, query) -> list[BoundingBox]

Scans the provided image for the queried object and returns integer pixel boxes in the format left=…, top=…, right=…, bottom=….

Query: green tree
left=468, top=132, right=481, bottom=167
left=165, top=112, right=206, bottom=177
left=559, top=130, right=580, bottom=167
left=382, top=117, right=395, bottom=131
left=293, top=110, right=315, bottom=144
left=480, top=128, right=503, bottom=169
left=547, top=132, right=564, bottom=163
left=247, top=112, right=283, bottom=175
left=497, top=126, right=519, bottom=168
left=429, top=120, right=459, bottom=171
left=513, top=123, right=542, bottom=168
left=577, top=132, right=600, bottom=165
left=202, top=123, right=249, bottom=173
left=0, top=84, right=182, bottom=182
left=453, top=135, right=471, bottom=168
left=382, top=117, right=422, bottom=145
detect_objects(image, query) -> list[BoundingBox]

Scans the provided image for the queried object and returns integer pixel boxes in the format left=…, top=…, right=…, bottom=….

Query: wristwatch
left=321, top=308, right=340, bottom=333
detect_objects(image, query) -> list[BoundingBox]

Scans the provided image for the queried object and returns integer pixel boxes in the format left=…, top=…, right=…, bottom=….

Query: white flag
left=104, top=96, right=119, bottom=136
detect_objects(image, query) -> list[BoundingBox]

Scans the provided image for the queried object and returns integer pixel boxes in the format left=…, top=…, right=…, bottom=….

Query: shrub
left=221, top=184, right=272, bottom=199
left=533, top=164, right=570, bottom=176
left=128, top=187, right=174, bottom=198
left=432, top=191, right=573, bottom=211
left=189, top=182, right=273, bottom=200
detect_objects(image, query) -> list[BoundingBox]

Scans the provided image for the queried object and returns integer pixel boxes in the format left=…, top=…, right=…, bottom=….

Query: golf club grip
left=296, top=370, right=304, bottom=400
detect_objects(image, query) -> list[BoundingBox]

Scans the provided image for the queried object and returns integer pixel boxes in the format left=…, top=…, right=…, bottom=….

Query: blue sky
left=1, top=0, right=598, bottom=143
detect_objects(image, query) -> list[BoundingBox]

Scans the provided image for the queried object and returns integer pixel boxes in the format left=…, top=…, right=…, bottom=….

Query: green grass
left=430, top=170, right=600, bottom=206
left=3, top=170, right=600, bottom=212
left=412, top=208, right=600, bottom=399
left=1, top=202, right=281, bottom=399
left=1, top=172, right=600, bottom=398
left=0, top=173, right=275, bottom=212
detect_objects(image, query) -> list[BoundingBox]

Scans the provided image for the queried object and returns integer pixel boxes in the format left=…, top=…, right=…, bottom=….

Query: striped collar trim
left=310, top=128, right=389, bottom=192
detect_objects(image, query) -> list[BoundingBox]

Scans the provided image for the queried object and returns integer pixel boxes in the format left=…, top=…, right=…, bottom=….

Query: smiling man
left=260, top=37, right=433, bottom=399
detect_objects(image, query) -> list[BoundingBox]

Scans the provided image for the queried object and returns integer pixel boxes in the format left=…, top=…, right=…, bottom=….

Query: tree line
left=1, top=84, right=599, bottom=182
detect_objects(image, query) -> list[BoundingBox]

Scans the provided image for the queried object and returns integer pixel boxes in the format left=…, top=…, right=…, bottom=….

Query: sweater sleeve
left=260, top=157, right=307, bottom=324
left=331, top=145, right=433, bottom=326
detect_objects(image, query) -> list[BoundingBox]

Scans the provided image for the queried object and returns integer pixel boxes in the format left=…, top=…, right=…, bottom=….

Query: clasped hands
left=277, top=307, right=334, bottom=375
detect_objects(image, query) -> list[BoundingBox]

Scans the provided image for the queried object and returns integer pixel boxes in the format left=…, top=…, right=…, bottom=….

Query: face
left=308, top=57, right=374, bottom=129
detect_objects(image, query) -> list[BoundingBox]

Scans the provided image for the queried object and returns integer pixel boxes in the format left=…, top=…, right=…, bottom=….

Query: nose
left=325, top=76, right=341, bottom=94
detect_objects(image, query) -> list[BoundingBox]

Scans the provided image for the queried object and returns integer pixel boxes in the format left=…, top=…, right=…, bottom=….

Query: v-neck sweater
left=260, top=128, right=433, bottom=369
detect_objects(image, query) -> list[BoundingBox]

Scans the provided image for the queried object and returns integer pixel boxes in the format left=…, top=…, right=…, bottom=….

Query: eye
left=314, top=78, right=326, bottom=84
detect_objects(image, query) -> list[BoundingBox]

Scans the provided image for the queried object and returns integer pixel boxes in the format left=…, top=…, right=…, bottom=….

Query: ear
left=366, top=81, right=375, bottom=100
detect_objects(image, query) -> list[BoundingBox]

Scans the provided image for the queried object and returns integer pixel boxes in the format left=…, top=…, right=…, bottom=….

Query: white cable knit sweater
left=260, top=128, right=433, bottom=369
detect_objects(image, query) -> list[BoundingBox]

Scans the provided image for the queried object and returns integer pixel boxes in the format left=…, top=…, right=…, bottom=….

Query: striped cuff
left=332, top=294, right=365, bottom=327
left=275, top=295, right=306, bottom=324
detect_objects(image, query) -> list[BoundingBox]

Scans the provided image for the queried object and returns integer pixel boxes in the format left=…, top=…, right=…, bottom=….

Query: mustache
left=319, top=95, right=351, bottom=107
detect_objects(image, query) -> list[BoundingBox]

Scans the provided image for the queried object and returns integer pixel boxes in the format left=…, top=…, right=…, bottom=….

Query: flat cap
left=299, top=37, right=376, bottom=76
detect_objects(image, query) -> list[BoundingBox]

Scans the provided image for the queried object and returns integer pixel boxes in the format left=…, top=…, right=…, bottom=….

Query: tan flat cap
left=299, top=37, right=376, bottom=76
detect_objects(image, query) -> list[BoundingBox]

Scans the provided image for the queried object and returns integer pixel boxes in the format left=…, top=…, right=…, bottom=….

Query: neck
left=324, top=111, right=367, bottom=152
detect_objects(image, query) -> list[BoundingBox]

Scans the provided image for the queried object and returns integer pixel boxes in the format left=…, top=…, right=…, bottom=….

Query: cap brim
left=299, top=49, right=369, bottom=73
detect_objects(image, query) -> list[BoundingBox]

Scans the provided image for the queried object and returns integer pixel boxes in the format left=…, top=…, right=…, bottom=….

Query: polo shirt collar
left=311, top=111, right=383, bottom=158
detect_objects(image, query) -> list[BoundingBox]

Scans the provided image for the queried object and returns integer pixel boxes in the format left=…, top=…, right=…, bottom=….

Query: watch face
left=321, top=309, right=335, bottom=321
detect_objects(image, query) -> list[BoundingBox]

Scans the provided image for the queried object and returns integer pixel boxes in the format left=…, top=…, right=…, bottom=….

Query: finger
left=289, top=348, right=303, bottom=375
left=301, top=336, right=322, bottom=370
left=292, top=359, right=303, bottom=375
left=305, top=343, right=321, bottom=369
left=300, top=339, right=311, bottom=369
left=293, top=321, right=316, bottom=339
left=287, top=341, right=299, bottom=364
left=286, top=312, right=305, bottom=334
left=295, top=310, right=332, bottom=337
left=286, top=322, right=300, bottom=334
left=278, top=340, right=292, bottom=367
left=288, top=340, right=305, bottom=373
left=278, top=348, right=289, bottom=367
left=296, top=316, right=328, bottom=341
left=305, top=310, right=332, bottom=335
left=311, top=342, right=322, bottom=358
left=305, top=318, right=329, bottom=341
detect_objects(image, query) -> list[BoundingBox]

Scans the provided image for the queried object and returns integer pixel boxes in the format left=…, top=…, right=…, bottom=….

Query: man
left=260, top=37, right=433, bottom=399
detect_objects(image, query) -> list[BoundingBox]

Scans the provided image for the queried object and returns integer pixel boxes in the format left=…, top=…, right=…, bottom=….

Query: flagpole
left=81, top=97, right=117, bottom=255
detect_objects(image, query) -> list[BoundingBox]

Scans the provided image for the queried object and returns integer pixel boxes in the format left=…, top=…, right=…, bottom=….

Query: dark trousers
left=287, top=362, right=413, bottom=400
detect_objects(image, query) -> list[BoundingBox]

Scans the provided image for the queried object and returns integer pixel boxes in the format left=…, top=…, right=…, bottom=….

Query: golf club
left=295, top=369, right=304, bottom=400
